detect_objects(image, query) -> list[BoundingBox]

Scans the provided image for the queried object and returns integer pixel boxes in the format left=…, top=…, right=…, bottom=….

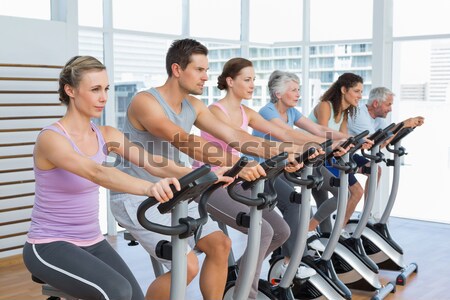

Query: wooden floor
left=1, top=217, right=450, bottom=300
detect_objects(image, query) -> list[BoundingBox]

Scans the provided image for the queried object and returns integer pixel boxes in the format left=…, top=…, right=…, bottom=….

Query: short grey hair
left=268, top=70, right=300, bottom=103
left=368, top=87, right=395, bottom=105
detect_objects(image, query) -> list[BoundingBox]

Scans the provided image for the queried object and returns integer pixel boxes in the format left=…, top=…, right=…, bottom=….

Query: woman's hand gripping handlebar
left=347, top=130, right=371, bottom=154
left=323, top=131, right=365, bottom=163
left=285, top=147, right=324, bottom=190
left=327, top=131, right=369, bottom=173
left=226, top=152, right=288, bottom=210
left=137, top=165, right=217, bottom=237
left=197, top=157, right=249, bottom=221
left=136, top=158, right=249, bottom=239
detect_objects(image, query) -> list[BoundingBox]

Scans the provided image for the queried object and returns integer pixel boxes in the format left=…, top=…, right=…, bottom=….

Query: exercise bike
left=266, top=139, right=332, bottom=272
left=223, top=149, right=319, bottom=300
left=137, top=164, right=219, bottom=300
left=345, top=125, right=418, bottom=286
left=324, top=124, right=397, bottom=300
left=222, top=152, right=288, bottom=300
left=265, top=145, right=326, bottom=299
left=289, top=132, right=370, bottom=300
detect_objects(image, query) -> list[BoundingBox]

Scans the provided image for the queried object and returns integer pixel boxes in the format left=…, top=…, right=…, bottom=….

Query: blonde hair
left=58, top=56, right=105, bottom=105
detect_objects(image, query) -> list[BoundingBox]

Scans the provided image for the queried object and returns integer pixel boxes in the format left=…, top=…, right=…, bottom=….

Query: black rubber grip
left=368, top=128, right=383, bottom=141
left=177, top=164, right=212, bottom=187
left=339, top=137, right=354, bottom=149
left=298, top=147, right=317, bottom=165
left=320, top=139, right=333, bottom=149
left=241, top=152, right=288, bottom=190
left=391, top=122, right=404, bottom=135
left=139, top=164, right=212, bottom=213
left=224, top=157, right=249, bottom=177
left=353, top=130, right=370, bottom=142
left=389, top=127, right=414, bottom=145
left=259, top=152, right=288, bottom=171
left=383, top=122, right=396, bottom=133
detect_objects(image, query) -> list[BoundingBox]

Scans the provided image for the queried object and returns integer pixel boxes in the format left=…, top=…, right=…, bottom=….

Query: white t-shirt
left=348, top=103, right=386, bottom=135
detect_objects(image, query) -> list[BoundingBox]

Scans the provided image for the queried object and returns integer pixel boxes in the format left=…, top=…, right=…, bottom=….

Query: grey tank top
left=113, top=87, right=196, bottom=188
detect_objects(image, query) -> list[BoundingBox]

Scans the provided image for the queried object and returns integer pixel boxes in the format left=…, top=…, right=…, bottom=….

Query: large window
left=392, top=39, right=450, bottom=223
left=390, top=0, right=450, bottom=224
left=393, top=0, right=450, bottom=37
left=113, top=0, right=181, bottom=34
left=78, top=0, right=103, bottom=27
left=113, top=34, right=169, bottom=85
left=78, top=29, right=104, bottom=62
left=309, top=43, right=373, bottom=100
left=310, top=0, right=372, bottom=41
left=249, top=0, right=302, bottom=43
left=190, top=0, right=240, bottom=40
left=199, top=42, right=241, bottom=106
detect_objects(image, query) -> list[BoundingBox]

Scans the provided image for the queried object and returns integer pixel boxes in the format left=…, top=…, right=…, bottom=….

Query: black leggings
left=23, top=240, right=144, bottom=300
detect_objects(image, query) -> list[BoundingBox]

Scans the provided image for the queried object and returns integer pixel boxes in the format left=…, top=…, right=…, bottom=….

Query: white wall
left=0, top=15, right=76, bottom=259
left=0, top=15, right=75, bottom=64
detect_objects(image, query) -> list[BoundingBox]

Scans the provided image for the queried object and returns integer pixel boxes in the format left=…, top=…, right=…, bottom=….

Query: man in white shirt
left=348, top=87, right=424, bottom=138
left=347, top=87, right=424, bottom=223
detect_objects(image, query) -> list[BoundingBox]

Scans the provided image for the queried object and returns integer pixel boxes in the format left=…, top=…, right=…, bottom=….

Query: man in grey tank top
left=110, top=39, right=309, bottom=300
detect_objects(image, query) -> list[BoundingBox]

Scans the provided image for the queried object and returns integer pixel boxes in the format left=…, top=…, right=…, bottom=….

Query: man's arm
left=129, top=92, right=240, bottom=167
left=380, top=116, right=424, bottom=148
left=129, top=92, right=270, bottom=181
left=100, top=125, right=191, bottom=179
left=403, top=116, right=425, bottom=128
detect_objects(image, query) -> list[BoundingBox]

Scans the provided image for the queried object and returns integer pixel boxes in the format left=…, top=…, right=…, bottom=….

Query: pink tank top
left=194, top=102, right=249, bottom=170
left=27, top=122, right=107, bottom=246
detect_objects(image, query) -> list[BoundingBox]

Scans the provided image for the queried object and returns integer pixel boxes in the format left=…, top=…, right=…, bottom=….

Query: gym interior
left=1, top=1, right=449, bottom=300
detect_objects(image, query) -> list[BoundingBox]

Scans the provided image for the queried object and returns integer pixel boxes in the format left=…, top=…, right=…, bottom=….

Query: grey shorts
left=110, top=193, right=221, bottom=269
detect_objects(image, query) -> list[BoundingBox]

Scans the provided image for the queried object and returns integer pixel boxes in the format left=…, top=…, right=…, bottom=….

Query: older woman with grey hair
left=253, top=70, right=359, bottom=266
